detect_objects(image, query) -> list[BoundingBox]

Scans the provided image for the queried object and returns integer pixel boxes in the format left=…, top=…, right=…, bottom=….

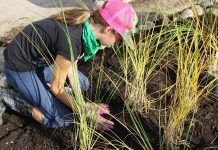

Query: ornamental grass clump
left=114, top=23, right=172, bottom=115
left=164, top=13, right=217, bottom=147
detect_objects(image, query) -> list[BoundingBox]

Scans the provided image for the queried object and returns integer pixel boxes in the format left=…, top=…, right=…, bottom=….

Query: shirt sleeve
left=54, top=30, right=80, bottom=61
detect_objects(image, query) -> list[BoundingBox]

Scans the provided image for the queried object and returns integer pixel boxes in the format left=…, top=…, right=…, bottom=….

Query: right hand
left=85, top=102, right=114, bottom=131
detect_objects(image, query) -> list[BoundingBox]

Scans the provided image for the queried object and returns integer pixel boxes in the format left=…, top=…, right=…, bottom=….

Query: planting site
left=1, top=48, right=218, bottom=149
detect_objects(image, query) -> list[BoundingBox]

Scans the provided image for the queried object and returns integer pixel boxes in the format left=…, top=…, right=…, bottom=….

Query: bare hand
left=85, top=102, right=114, bottom=131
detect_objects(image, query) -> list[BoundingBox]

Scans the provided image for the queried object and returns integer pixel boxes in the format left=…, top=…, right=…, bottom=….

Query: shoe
left=0, top=86, right=32, bottom=117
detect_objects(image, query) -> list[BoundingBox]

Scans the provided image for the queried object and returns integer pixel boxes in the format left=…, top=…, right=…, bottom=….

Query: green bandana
left=82, top=20, right=101, bottom=62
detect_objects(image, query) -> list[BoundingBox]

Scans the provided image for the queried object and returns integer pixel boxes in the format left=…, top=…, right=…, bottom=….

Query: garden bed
left=0, top=48, right=217, bottom=149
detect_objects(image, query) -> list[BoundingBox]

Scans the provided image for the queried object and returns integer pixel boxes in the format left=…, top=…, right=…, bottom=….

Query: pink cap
left=99, top=0, right=138, bottom=49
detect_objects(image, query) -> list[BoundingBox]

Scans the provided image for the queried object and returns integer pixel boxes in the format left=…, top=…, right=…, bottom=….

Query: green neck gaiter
left=82, top=20, right=101, bottom=62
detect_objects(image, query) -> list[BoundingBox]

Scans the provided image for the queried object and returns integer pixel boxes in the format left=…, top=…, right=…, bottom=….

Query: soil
left=0, top=44, right=218, bottom=149
left=191, top=95, right=218, bottom=149
left=0, top=110, right=73, bottom=150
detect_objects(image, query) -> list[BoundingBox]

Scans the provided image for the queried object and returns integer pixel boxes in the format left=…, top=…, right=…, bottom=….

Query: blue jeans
left=4, top=64, right=90, bottom=128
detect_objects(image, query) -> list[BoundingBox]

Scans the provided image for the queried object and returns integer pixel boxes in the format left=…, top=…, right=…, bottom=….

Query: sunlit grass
left=160, top=12, right=217, bottom=147
left=106, top=3, right=217, bottom=148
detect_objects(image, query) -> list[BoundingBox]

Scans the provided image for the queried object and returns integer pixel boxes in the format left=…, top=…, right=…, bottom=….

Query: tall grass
left=164, top=16, right=217, bottom=147
left=113, top=24, right=172, bottom=114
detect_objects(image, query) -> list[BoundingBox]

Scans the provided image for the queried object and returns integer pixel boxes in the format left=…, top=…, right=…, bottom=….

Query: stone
left=213, top=2, right=218, bottom=16
left=195, top=5, right=204, bottom=16
left=201, top=0, right=216, bottom=8
left=182, top=9, right=195, bottom=18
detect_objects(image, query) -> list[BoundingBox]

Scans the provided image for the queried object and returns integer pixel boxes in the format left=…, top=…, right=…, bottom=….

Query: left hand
left=85, top=102, right=114, bottom=131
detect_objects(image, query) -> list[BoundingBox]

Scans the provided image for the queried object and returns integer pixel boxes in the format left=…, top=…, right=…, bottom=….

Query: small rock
left=213, top=8, right=218, bottom=16
left=205, top=113, right=213, bottom=119
left=195, top=5, right=204, bottom=16
left=93, top=0, right=106, bottom=9
left=137, top=21, right=155, bottom=31
left=10, top=141, right=14, bottom=144
left=182, top=8, right=195, bottom=18
left=206, top=7, right=218, bottom=16
left=201, top=0, right=215, bottom=8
